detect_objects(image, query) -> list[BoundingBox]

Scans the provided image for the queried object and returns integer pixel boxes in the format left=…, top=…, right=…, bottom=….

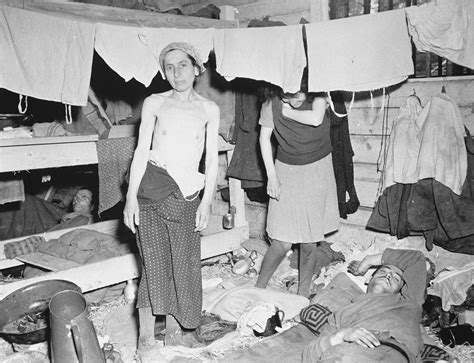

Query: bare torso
left=148, top=91, right=212, bottom=196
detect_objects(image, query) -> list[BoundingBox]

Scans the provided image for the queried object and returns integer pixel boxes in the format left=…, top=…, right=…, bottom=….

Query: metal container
left=0, top=279, right=81, bottom=344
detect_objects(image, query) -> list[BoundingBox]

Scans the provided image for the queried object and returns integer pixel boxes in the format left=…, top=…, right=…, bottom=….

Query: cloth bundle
left=4, top=235, right=44, bottom=259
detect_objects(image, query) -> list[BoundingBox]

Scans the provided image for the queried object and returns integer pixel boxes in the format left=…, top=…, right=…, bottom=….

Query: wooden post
left=310, top=0, right=330, bottom=22
left=226, top=149, right=247, bottom=228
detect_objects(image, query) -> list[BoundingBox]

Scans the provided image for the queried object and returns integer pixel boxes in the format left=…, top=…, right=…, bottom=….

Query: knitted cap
left=158, top=42, right=206, bottom=74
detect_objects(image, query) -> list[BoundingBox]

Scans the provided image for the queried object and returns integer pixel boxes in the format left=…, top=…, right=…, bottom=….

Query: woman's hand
left=330, top=327, right=380, bottom=348
left=195, top=200, right=211, bottom=232
left=123, top=196, right=139, bottom=233
left=267, top=174, right=281, bottom=201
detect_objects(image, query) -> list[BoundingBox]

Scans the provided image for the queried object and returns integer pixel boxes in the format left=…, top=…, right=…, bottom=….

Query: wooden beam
left=0, top=138, right=99, bottom=172
left=310, top=0, right=329, bottom=22
left=0, top=224, right=248, bottom=299
left=19, top=0, right=238, bottom=28
left=236, top=0, right=309, bottom=22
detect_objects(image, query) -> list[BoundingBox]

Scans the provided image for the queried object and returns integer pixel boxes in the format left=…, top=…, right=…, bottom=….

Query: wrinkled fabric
left=95, top=23, right=157, bottom=86
left=329, top=92, right=359, bottom=218
left=367, top=179, right=474, bottom=255
left=226, top=79, right=265, bottom=188
left=0, top=195, right=64, bottom=240
left=136, top=190, right=202, bottom=329
left=96, top=137, right=136, bottom=215
left=384, top=93, right=467, bottom=195
left=203, top=285, right=309, bottom=322
left=383, top=95, right=423, bottom=191
left=0, top=6, right=95, bottom=106
left=38, top=228, right=127, bottom=264
left=306, top=9, right=413, bottom=92
left=406, top=0, right=474, bottom=70
left=302, top=249, right=426, bottom=362
left=428, top=263, right=474, bottom=310
left=95, top=23, right=214, bottom=86
left=213, top=25, right=306, bottom=93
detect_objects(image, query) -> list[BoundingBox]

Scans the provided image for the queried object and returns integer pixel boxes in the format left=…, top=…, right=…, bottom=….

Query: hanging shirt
left=384, top=93, right=467, bottom=195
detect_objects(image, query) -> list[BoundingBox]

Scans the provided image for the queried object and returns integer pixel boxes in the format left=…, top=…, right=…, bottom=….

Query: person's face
left=73, top=189, right=92, bottom=214
left=282, top=92, right=306, bottom=108
left=163, top=49, right=199, bottom=92
left=367, top=266, right=404, bottom=294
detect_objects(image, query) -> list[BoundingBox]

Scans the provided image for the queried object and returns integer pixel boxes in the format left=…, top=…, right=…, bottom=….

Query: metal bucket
left=0, top=279, right=81, bottom=344
left=49, top=290, right=104, bottom=363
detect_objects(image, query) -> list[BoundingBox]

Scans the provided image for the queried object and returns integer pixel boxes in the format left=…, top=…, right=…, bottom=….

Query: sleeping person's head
left=72, top=188, right=93, bottom=215
left=367, top=264, right=405, bottom=294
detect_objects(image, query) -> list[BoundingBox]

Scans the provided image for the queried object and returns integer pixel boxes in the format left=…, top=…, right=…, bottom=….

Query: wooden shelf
left=0, top=218, right=249, bottom=299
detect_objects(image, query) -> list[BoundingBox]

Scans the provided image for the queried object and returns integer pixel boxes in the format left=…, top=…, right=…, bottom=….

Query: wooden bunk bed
left=0, top=1, right=249, bottom=299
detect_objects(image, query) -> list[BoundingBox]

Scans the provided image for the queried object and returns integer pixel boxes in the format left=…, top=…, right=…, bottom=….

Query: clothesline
left=0, top=0, right=472, bottom=107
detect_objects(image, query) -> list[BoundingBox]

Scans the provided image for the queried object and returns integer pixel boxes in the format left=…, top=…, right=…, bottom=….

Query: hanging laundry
left=226, top=79, right=266, bottom=189
left=328, top=92, right=360, bottom=218
left=305, top=9, right=413, bottom=92
left=383, top=95, right=423, bottom=192
left=95, top=23, right=158, bottom=87
left=213, top=25, right=306, bottom=93
left=95, top=24, right=214, bottom=87
left=406, top=0, right=474, bottom=70
left=0, top=6, right=95, bottom=106
left=96, top=137, right=137, bottom=215
left=384, top=93, right=467, bottom=195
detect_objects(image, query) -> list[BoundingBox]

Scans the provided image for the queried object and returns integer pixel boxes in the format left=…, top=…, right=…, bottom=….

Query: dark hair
left=257, top=82, right=283, bottom=103
left=186, top=54, right=201, bottom=74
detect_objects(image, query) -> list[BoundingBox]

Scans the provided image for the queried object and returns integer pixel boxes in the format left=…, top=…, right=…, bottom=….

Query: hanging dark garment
left=367, top=179, right=474, bottom=255
left=329, top=91, right=360, bottom=218
left=226, top=18, right=287, bottom=190
left=226, top=79, right=266, bottom=189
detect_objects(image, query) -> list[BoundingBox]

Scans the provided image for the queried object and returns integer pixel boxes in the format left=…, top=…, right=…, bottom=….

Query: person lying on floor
left=302, top=248, right=427, bottom=363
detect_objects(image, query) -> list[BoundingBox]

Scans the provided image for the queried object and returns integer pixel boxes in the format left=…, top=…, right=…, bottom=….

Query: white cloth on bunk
left=95, top=23, right=158, bottom=87
left=213, top=25, right=306, bottom=93
left=383, top=93, right=467, bottom=195
left=0, top=6, right=95, bottom=106
left=406, top=0, right=474, bottom=70
left=305, top=9, right=413, bottom=92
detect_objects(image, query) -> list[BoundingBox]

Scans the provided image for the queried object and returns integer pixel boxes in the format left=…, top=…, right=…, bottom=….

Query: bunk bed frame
left=0, top=1, right=249, bottom=299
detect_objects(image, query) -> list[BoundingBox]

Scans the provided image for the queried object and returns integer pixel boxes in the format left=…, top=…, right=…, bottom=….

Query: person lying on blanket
left=302, top=248, right=427, bottom=363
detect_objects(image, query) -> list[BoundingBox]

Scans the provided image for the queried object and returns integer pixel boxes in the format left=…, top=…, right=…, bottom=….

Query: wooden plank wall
left=346, top=76, right=474, bottom=209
